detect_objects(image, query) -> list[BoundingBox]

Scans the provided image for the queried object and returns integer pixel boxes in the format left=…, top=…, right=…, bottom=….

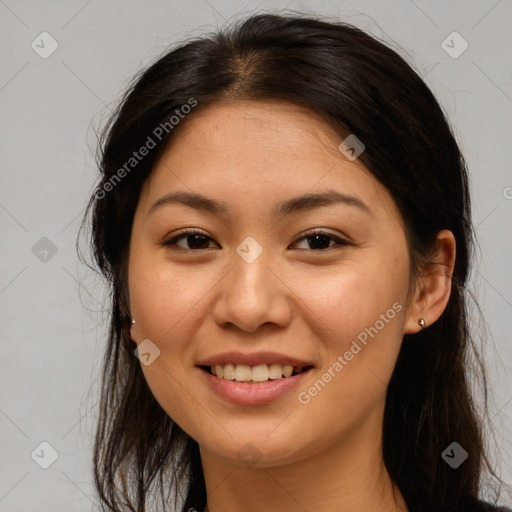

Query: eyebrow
left=147, top=189, right=373, bottom=219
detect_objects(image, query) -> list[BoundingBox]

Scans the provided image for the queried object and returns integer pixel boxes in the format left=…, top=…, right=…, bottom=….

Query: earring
left=129, top=318, right=136, bottom=343
left=418, top=318, right=426, bottom=328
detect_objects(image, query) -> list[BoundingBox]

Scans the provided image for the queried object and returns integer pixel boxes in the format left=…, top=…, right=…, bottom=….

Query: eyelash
left=161, top=228, right=351, bottom=252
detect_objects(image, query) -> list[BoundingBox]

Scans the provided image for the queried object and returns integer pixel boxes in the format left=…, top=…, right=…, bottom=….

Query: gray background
left=1, top=0, right=511, bottom=510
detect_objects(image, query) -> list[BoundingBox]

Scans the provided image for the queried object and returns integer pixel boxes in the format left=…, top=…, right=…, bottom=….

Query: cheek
left=129, top=254, right=215, bottom=346
left=128, top=256, right=213, bottom=437
left=305, top=250, right=409, bottom=349
left=291, top=276, right=407, bottom=450
left=297, top=246, right=409, bottom=405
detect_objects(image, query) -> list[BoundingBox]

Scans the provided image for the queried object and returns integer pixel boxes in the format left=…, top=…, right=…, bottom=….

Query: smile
left=198, top=365, right=314, bottom=405
left=205, top=363, right=312, bottom=383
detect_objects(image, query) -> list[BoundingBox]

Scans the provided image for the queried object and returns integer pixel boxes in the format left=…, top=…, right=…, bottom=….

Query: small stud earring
left=418, top=318, right=426, bottom=328
left=131, top=319, right=135, bottom=325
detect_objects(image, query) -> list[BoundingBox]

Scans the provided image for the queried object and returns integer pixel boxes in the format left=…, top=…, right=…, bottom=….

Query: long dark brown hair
left=79, top=12, right=510, bottom=512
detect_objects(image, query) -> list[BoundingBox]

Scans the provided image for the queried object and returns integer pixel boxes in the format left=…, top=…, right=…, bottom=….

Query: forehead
left=139, top=100, right=401, bottom=225
left=167, top=100, right=345, bottom=158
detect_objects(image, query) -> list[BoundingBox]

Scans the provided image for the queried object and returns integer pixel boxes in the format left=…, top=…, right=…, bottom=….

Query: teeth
left=223, top=363, right=235, bottom=380
left=268, top=363, right=283, bottom=380
left=251, top=364, right=269, bottom=382
left=234, top=364, right=252, bottom=382
left=282, top=365, right=293, bottom=378
left=209, top=363, right=307, bottom=382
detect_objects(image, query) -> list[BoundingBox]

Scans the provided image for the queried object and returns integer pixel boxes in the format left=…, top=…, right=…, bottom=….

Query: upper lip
left=197, top=351, right=314, bottom=368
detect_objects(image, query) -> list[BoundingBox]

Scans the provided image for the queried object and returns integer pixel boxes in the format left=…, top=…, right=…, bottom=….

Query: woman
left=81, top=12, right=511, bottom=512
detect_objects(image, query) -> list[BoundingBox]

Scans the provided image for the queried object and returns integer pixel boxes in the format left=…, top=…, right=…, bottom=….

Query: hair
left=79, top=12, right=510, bottom=512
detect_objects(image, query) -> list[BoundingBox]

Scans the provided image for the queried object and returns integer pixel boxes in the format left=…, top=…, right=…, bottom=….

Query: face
left=128, top=100, right=413, bottom=468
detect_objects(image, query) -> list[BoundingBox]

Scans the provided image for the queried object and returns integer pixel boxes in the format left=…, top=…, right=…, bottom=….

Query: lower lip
left=198, top=367, right=312, bottom=405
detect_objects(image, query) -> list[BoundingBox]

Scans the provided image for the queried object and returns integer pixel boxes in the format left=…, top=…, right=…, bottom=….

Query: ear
left=404, top=230, right=456, bottom=334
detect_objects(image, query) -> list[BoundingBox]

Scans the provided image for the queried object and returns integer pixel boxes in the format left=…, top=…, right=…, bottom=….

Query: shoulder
left=459, top=496, right=512, bottom=512
left=472, top=500, right=512, bottom=512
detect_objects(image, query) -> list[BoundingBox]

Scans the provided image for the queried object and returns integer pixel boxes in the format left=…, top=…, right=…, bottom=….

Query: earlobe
left=130, top=319, right=136, bottom=341
left=404, top=230, right=456, bottom=334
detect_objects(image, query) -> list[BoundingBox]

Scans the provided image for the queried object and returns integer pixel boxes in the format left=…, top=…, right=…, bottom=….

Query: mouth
left=200, top=363, right=314, bottom=383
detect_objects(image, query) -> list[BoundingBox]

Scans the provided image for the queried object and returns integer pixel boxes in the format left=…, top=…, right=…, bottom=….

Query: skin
left=128, top=100, right=455, bottom=512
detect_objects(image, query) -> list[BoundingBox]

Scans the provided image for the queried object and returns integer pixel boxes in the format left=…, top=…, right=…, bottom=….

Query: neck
left=200, top=405, right=408, bottom=512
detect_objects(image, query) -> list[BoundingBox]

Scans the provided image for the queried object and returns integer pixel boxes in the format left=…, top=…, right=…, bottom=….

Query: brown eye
left=162, top=229, right=219, bottom=250
left=291, top=230, right=350, bottom=251
left=161, top=229, right=349, bottom=252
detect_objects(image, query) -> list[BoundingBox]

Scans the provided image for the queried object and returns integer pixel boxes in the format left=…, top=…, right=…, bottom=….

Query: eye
left=161, top=229, right=219, bottom=250
left=161, top=228, right=350, bottom=252
left=290, top=229, right=350, bottom=251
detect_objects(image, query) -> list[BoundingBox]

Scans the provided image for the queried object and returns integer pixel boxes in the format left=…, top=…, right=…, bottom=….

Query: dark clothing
left=462, top=497, right=512, bottom=512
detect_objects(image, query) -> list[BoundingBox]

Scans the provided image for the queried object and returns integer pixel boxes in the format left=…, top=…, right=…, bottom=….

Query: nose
left=212, top=246, right=292, bottom=333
